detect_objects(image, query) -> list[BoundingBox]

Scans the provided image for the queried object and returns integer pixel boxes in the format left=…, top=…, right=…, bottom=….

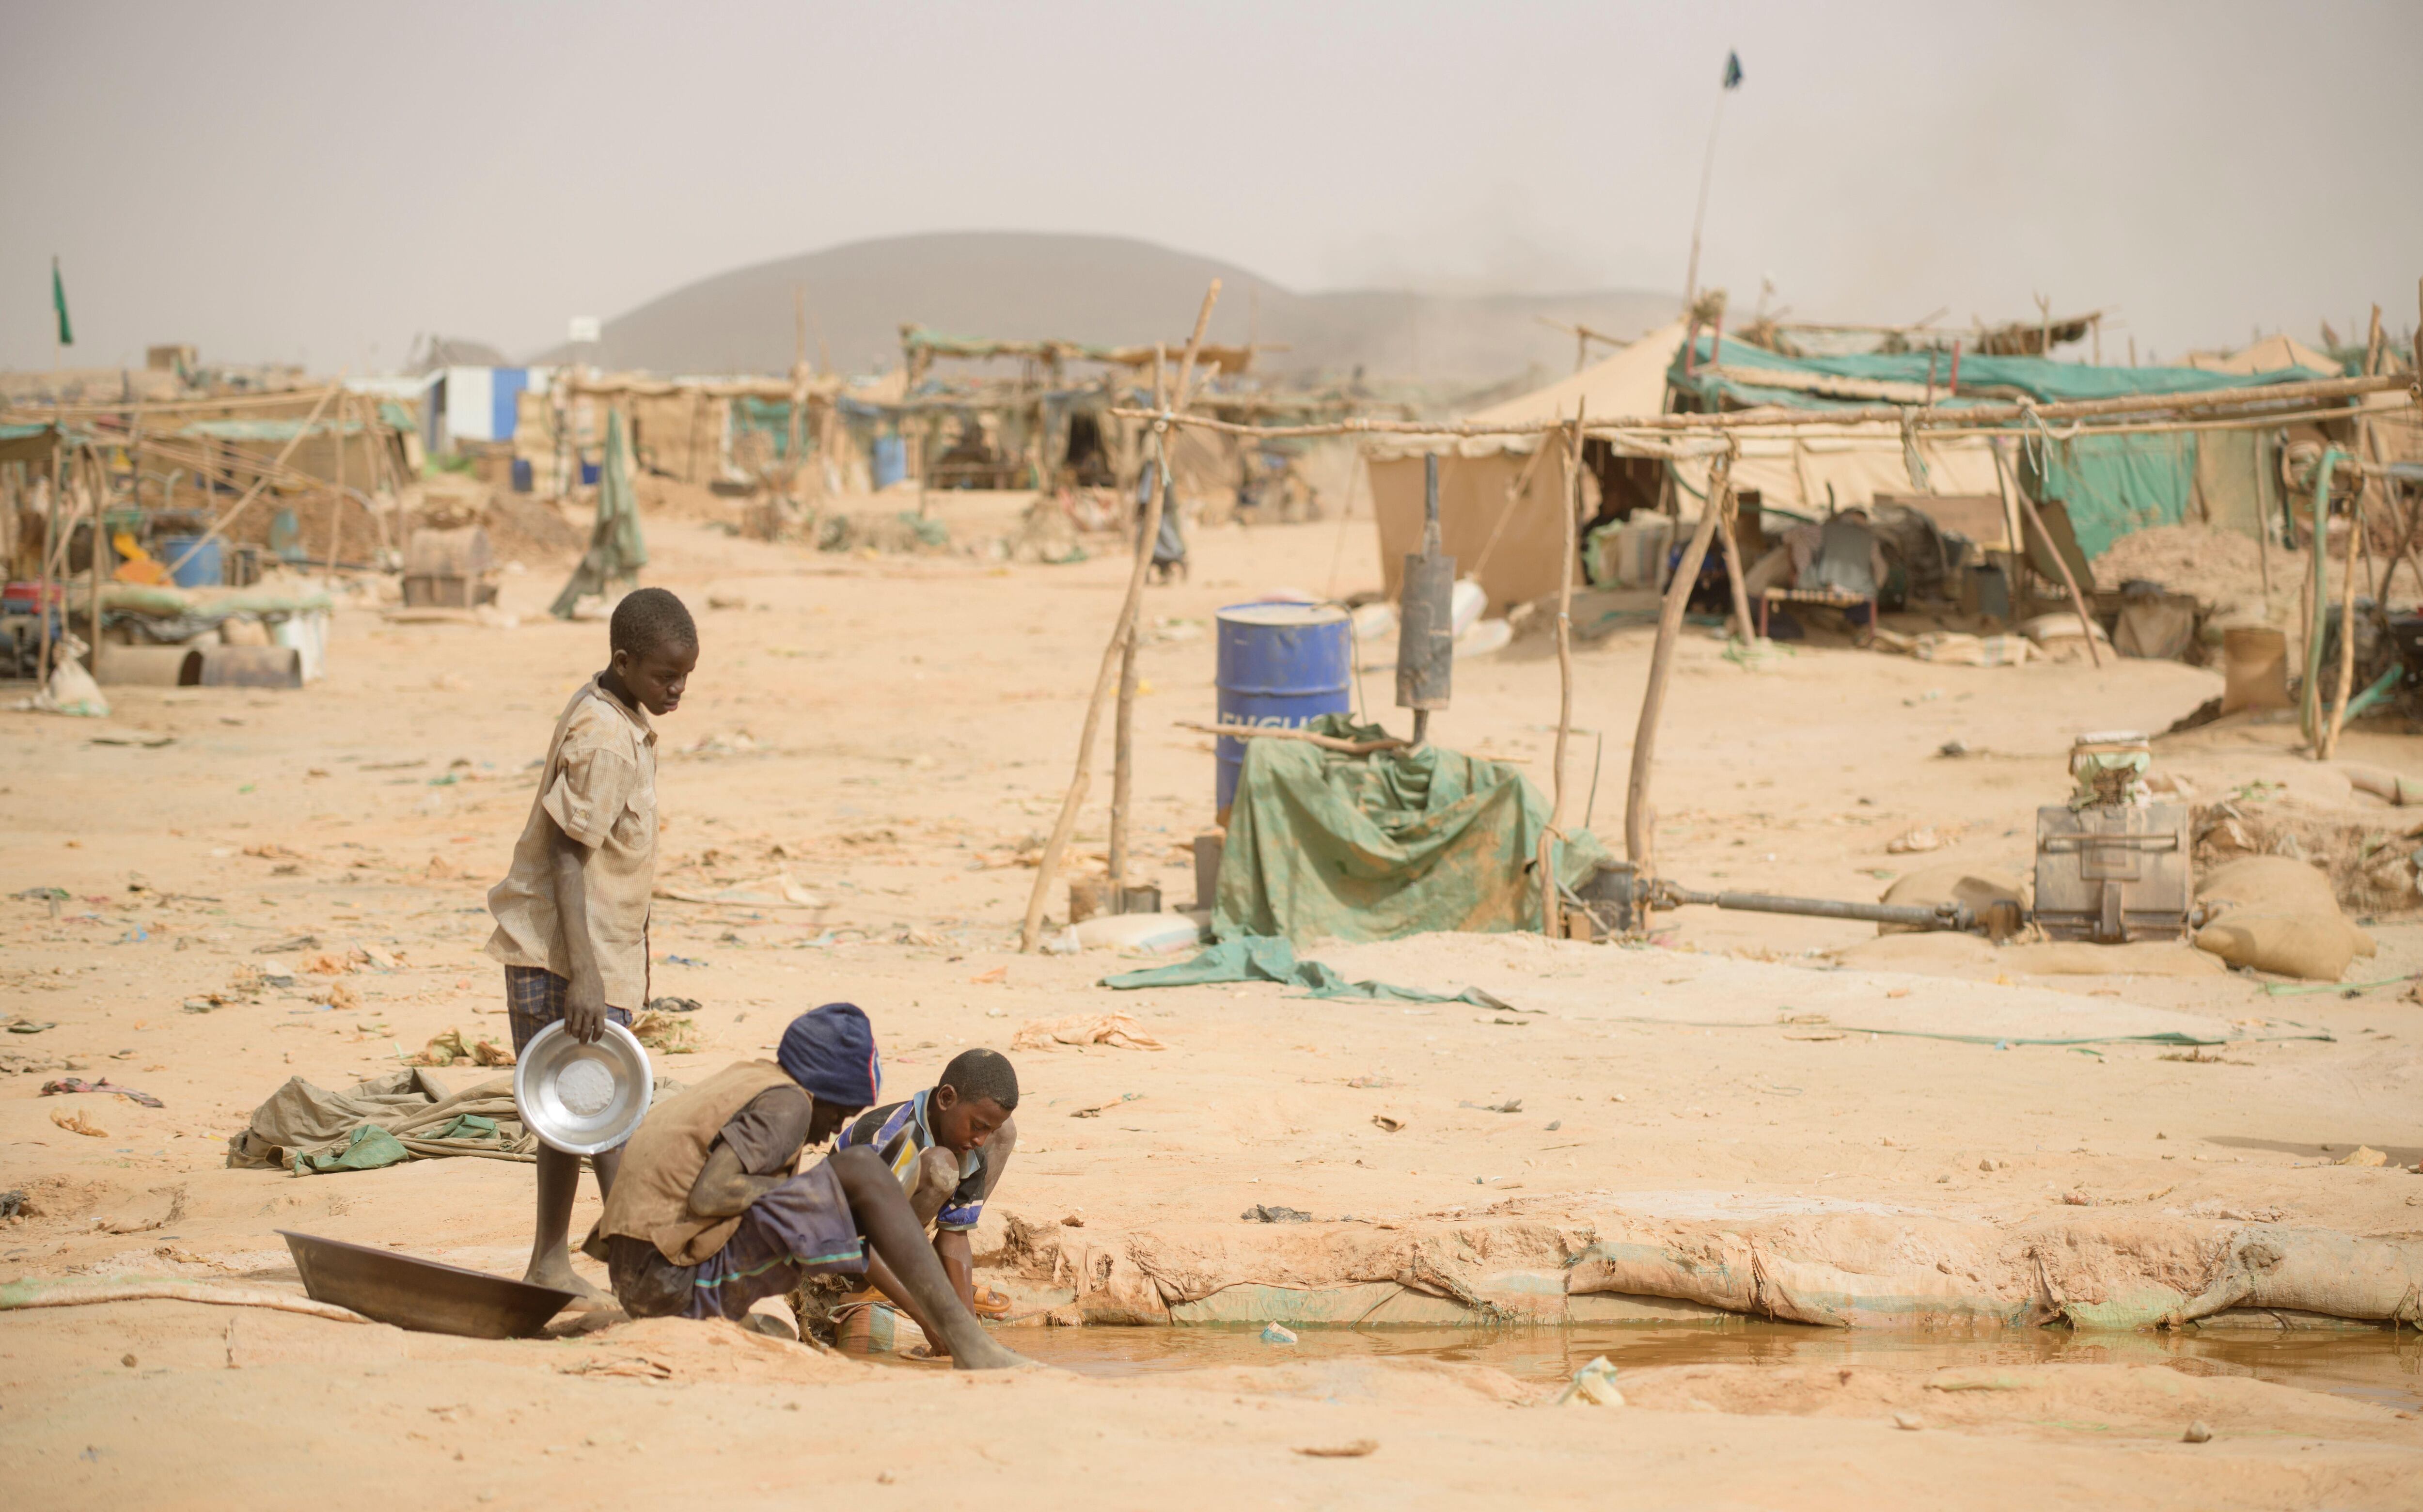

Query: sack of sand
left=2191, top=854, right=2376, bottom=981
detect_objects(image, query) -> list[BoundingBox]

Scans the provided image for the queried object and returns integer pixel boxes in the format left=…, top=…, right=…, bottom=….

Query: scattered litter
left=1459, top=1098, right=1522, bottom=1114
left=49, top=1110, right=109, bottom=1138
left=968, top=965, right=1008, bottom=985
left=89, top=732, right=175, bottom=748
left=1887, top=827, right=1943, bottom=854
left=1555, top=1355, right=1624, bottom=1407
left=558, top=1356, right=674, bottom=1380
left=1893, top=1412, right=1924, bottom=1431
left=629, top=1007, right=701, bottom=1055
left=1012, top=1013, right=1164, bottom=1052
left=1260, top=1323, right=1299, bottom=1343
left=254, top=935, right=319, bottom=955
left=1371, top=1114, right=1406, bottom=1134
left=2182, top=1420, right=2213, bottom=1444
left=661, top=955, right=709, bottom=968
left=1242, top=1205, right=1313, bottom=1224
left=1070, top=1093, right=1143, bottom=1119
left=39, top=1078, right=164, bottom=1108
left=1294, top=1440, right=1378, bottom=1458
left=404, top=1030, right=516, bottom=1069
left=5, top=1017, right=56, bottom=1035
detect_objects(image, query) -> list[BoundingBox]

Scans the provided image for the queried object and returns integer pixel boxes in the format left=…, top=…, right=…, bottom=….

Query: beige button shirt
left=484, top=676, right=658, bottom=1008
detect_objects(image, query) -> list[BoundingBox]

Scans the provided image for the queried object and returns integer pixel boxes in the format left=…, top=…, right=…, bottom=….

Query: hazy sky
left=5, top=0, right=2416, bottom=374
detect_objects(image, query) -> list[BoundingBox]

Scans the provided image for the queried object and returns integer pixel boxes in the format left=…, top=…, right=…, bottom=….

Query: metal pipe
left=1658, top=884, right=1974, bottom=932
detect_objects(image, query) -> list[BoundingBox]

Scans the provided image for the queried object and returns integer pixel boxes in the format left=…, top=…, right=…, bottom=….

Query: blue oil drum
left=1213, top=602, right=1352, bottom=813
left=159, top=535, right=223, bottom=588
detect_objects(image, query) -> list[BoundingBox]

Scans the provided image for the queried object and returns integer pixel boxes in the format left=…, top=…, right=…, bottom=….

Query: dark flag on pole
left=51, top=256, right=72, bottom=347
left=1722, top=50, right=1744, bottom=90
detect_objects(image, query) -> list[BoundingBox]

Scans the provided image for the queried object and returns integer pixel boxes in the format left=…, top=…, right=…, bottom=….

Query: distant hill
left=530, top=231, right=1675, bottom=386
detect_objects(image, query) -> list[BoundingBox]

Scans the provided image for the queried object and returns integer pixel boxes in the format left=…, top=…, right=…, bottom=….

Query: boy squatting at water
left=583, top=1002, right=1028, bottom=1370
left=831, top=1048, right=1022, bottom=1350
left=483, top=587, right=697, bottom=1300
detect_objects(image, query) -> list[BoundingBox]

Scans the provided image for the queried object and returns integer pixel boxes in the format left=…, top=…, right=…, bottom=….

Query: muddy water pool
left=994, top=1321, right=2423, bottom=1411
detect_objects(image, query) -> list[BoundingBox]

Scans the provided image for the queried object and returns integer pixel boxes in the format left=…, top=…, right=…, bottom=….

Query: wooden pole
left=36, top=433, right=60, bottom=680
left=1625, top=446, right=1731, bottom=868
left=1540, top=403, right=1585, bottom=937
left=2321, top=489, right=2365, bottom=759
left=1021, top=281, right=1221, bottom=952
left=322, top=395, right=348, bottom=580
left=1108, top=349, right=1166, bottom=898
left=1178, top=720, right=1404, bottom=755
left=162, top=377, right=345, bottom=577
left=1105, top=371, right=2412, bottom=442
left=85, top=446, right=102, bottom=666
left=2012, top=486, right=2103, bottom=668
left=1715, top=472, right=1757, bottom=640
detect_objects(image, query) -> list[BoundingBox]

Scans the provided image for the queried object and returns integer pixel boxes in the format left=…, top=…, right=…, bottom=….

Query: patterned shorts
left=503, top=965, right=632, bottom=1055
left=607, top=1158, right=869, bottom=1321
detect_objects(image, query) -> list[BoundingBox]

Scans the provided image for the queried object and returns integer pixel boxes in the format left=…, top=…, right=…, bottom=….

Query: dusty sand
left=5, top=497, right=2422, bottom=1507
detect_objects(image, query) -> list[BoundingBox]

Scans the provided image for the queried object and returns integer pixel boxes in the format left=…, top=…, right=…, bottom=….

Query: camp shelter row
left=1367, top=320, right=2421, bottom=613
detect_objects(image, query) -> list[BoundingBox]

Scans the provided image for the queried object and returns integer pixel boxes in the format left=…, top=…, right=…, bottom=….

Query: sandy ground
left=5, top=496, right=2422, bottom=1507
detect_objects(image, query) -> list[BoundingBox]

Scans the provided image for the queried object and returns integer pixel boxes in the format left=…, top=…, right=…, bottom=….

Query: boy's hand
left=563, top=978, right=609, bottom=1044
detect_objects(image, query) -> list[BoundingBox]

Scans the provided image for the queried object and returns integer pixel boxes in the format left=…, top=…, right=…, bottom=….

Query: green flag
left=50, top=256, right=72, bottom=346
left=1722, top=50, right=1743, bottom=90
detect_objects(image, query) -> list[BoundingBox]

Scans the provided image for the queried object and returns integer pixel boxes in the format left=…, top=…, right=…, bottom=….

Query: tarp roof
left=2184, top=334, right=2345, bottom=378
left=1465, top=319, right=1690, bottom=426
left=1668, top=334, right=2335, bottom=412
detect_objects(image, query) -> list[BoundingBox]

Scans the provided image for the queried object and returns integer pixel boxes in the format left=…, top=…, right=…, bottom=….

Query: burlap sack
left=2193, top=854, right=2376, bottom=980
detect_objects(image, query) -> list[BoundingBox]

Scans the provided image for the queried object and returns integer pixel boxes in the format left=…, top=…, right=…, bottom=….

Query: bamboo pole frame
left=1539, top=401, right=1585, bottom=937
left=1107, top=371, right=2413, bottom=443
left=1020, top=282, right=1221, bottom=953
left=1626, top=446, right=1732, bottom=868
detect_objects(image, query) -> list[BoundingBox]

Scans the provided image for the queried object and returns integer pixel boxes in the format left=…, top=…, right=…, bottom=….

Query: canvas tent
left=1366, top=320, right=1689, bottom=613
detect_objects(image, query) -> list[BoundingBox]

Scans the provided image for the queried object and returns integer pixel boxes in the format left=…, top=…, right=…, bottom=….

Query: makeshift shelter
left=1366, top=320, right=1689, bottom=613
left=1664, top=334, right=2338, bottom=558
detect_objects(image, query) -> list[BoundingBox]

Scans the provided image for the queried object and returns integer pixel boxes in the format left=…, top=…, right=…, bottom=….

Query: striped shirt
left=836, top=1089, right=988, bottom=1231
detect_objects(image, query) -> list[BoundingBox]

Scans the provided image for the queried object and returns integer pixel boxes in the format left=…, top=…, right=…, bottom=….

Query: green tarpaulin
left=1214, top=716, right=1608, bottom=945
left=550, top=407, right=649, bottom=619
left=1666, top=336, right=2333, bottom=411
left=2021, top=430, right=2200, bottom=558
left=1102, top=935, right=1510, bottom=1007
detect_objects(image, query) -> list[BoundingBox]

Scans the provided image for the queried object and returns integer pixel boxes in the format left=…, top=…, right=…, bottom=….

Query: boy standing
left=486, top=587, right=698, bottom=1299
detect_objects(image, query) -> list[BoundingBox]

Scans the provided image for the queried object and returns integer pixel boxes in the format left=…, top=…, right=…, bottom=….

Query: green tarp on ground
left=1213, top=715, right=1608, bottom=945
left=1102, top=935, right=1511, bottom=1007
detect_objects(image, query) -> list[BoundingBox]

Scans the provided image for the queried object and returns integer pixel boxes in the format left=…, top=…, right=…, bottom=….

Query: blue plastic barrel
left=1213, top=602, right=1352, bottom=813
left=159, top=535, right=224, bottom=588
left=872, top=435, right=907, bottom=490
left=511, top=457, right=534, bottom=493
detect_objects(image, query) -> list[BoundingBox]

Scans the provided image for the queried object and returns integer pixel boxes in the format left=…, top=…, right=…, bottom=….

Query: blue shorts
left=503, top=965, right=632, bottom=1055
left=606, top=1157, right=868, bottom=1321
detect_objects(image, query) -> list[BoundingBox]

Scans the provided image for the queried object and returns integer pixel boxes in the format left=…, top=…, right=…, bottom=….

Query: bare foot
left=947, top=1332, right=1037, bottom=1371
left=525, top=1254, right=613, bottom=1307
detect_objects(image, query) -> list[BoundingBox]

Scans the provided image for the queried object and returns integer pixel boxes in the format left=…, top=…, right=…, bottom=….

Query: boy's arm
left=932, top=1116, right=1015, bottom=1307
left=549, top=823, right=609, bottom=1043
left=687, top=1143, right=788, bottom=1218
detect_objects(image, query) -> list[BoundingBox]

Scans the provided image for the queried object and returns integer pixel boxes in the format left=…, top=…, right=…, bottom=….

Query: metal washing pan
left=279, top=1230, right=575, bottom=1338
left=516, top=1020, right=652, bottom=1155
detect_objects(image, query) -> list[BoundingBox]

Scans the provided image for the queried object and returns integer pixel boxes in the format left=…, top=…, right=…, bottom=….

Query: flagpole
left=1681, top=55, right=1739, bottom=314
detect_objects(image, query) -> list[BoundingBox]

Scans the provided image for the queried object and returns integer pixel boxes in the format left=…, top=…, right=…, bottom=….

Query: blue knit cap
left=776, top=1003, right=881, bottom=1108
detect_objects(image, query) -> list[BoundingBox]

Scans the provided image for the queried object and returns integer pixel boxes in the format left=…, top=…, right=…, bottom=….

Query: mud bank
left=1001, top=1203, right=2423, bottom=1332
